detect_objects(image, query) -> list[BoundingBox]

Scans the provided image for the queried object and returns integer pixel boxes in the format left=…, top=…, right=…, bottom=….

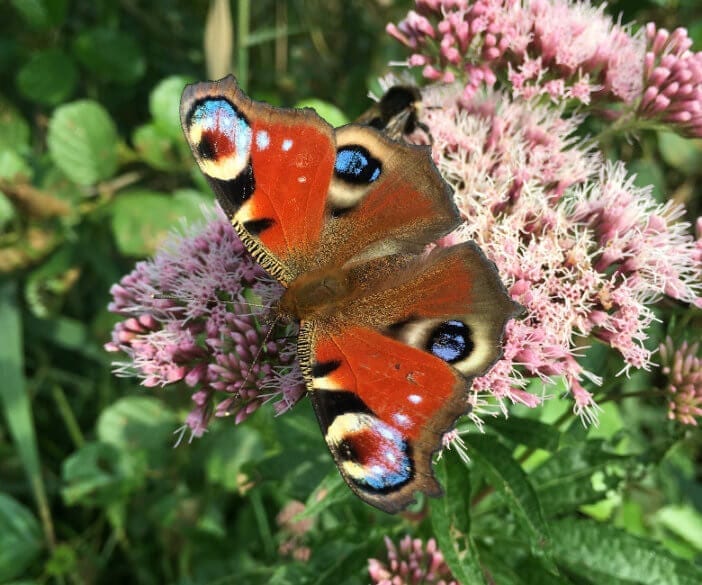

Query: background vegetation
left=1, top=0, right=701, bottom=583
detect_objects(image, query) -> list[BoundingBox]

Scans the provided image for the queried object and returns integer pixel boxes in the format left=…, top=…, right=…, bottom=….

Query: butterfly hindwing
left=180, top=76, right=336, bottom=283
left=303, top=243, right=519, bottom=512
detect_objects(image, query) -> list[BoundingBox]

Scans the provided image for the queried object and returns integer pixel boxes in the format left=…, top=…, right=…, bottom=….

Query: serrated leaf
left=295, top=99, right=348, bottom=127
left=488, top=416, right=561, bottom=451
left=530, top=439, right=634, bottom=516
left=549, top=518, right=702, bottom=585
left=72, top=29, right=145, bottom=84
left=0, top=100, right=31, bottom=154
left=47, top=100, right=118, bottom=185
left=430, top=455, right=486, bottom=584
left=464, top=433, right=550, bottom=548
left=16, top=49, right=77, bottom=105
left=110, top=189, right=209, bottom=256
left=150, top=76, right=192, bottom=140
left=0, top=494, right=43, bottom=582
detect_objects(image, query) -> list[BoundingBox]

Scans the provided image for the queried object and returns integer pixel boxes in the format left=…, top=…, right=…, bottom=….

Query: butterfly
left=180, top=75, right=518, bottom=513
left=355, top=85, right=430, bottom=142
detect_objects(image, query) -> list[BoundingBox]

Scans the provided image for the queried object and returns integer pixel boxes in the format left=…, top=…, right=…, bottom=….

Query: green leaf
left=110, top=189, right=210, bottom=256
left=464, top=433, right=550, bottom=548
left=549, top=518, right=702, bottom=585
left=61, top=441, right=146, bottom=507
left=97, top=396, right=179, bottom=460
left=487, top=416, right=561, bottom=451
left=656, top=505, right=702, bottom=551
left=10, top=0, right=66, bottom=28
left=16, top=49, right=77, bottom=105
left=0, top=282, right=51, bottom=560
left=0, top=191, right=16, bottom=229
left=72, top=29, right=145, bottom=84
left=150, top=76, right=191, bottom=140
left=295, top=99, right=349, bottom=127
left=0, top=494, right=43, bottom=582
left=628, top=158, right=665, bottom=202
left=47, top=100, right=119, bottom=185
left=530, top=439, right=633, bottom=516
left=206, top=425, right=265, bottom=492
left=0, top=100, right=31, bottom=154
left=657, top=131, right=702, bottom=175
left=430, top=455, right=486, bottom=584
left=132, top=123, right=181, bottom=171
left=298, top=470, right=349, bottom=519
left=0, top=149, right=32, bottom=180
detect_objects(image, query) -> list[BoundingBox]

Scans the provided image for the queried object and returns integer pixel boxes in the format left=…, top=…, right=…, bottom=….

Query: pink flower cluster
left=368, top=535, right=457, bottom=585
left=106, top=212, right=305, bottom=437
left=639, top=23, right=702, bottom=137
left=388, top=0, right=702, bottom=137
left=423, top=85, right=701, bottom=419
left=659, top=337, right=702, bottom=426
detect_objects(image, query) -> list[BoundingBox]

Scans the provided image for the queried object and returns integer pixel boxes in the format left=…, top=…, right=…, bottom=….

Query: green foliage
left=1, top=1, right=701, bottom=584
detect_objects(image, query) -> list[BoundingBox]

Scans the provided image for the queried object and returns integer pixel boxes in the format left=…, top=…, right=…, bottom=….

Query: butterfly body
left=356, top=85, right=427, bottom=141
left=181, top=76, right=518, bottom=513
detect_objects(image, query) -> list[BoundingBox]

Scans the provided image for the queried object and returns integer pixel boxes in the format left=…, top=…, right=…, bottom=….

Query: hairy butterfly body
left=355, top=85, right=430, bottom=142
left=180, top=75, right=518, bottom=513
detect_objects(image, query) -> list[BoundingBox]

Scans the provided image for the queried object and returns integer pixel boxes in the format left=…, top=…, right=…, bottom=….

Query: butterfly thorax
left=279, top=266, right=352, bottom=321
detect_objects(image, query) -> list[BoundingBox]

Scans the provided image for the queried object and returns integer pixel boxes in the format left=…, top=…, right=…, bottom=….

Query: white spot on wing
left=393, top=413, right=410, bottom=426
left=408, top=394, right=422, bottom=404
left=256, top=130, right=270, bottom=150
left=282, top=138, right=293, bottom=151
left=298, top=176, right=307, bottom=183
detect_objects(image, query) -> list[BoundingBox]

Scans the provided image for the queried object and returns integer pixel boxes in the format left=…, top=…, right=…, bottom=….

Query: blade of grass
left=0, top=281, right=55, bottom=548
left=237, top=0, right=250, bottom=90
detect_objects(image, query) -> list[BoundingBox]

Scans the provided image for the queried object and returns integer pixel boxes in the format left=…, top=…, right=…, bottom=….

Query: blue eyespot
left=334, top=145, right=382, bottom=184
left=428, top=320, right=473, bottom=363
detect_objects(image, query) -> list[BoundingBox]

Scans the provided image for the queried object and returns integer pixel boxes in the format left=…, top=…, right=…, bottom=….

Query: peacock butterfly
left=180, top=75, right=518, bottom=513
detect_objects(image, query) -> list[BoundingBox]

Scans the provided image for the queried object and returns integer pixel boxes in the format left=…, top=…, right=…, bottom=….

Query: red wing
left=180, top=76, right=336, bottom=283
left=302, top=242, right=519, bottom=513
left=305, top=324, right=467, bottom=514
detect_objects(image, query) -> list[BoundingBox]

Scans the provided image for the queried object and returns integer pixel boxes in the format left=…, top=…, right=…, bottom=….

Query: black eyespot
left=338, top=438, right=357, bottom=461
left=427, top=320, right=474, bottom=363
left=334, top=145, right=381, bottom=184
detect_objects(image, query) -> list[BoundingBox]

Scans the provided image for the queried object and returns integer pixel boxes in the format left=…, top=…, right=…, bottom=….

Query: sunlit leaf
left=47, top=100, right=119, bottom=185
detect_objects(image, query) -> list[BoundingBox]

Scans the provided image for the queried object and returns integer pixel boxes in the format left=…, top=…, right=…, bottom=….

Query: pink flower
left=638, top=23, right=702, bottom=137
left=106, top=209, right=305, bottom=438
left=420, top=84, right=701, bottom=420
left=659, top=337, right=702, bottom=425
left=389, top=0, right=644, bottom=107
left=369, top=535, right=457, bottom=585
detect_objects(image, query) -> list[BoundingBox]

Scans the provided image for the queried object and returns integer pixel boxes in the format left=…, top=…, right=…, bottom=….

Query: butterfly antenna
left=224, top=313, right=284, bottom=415
left=150, top=292, right=269, bottom=311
